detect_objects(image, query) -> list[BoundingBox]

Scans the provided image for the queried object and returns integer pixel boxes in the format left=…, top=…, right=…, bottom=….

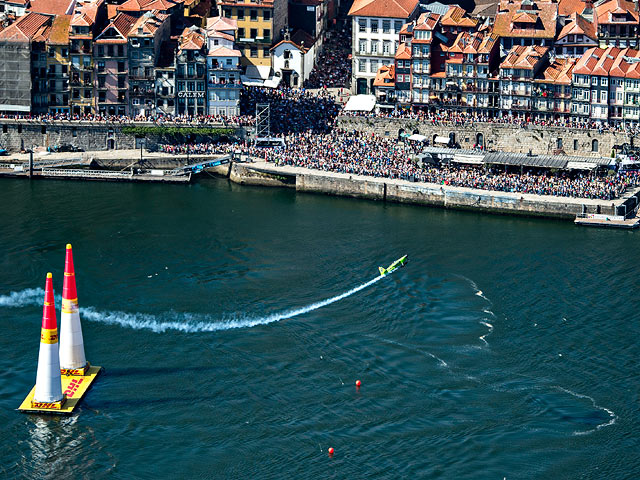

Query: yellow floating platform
left=17, top=365, right=102, bottom=415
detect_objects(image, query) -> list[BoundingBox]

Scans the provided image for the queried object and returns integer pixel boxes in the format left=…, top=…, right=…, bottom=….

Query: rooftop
left=493, top=0, right=558, bottom=39
left=348, top=0, right=420, bottom=19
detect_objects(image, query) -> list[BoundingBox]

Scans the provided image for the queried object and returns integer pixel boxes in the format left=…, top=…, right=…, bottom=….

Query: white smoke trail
left=0, top=275, right=386, bottom=333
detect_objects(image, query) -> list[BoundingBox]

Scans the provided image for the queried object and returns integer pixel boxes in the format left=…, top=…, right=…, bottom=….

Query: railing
left=42, top=168, right=136, bottom=179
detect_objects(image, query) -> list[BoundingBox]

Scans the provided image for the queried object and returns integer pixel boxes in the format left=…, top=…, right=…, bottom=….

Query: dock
left=0, top=165, right=191, bottom=183
left=17, top=366, right=102, bottom=415
left=574, top=212, right=640, bottom=229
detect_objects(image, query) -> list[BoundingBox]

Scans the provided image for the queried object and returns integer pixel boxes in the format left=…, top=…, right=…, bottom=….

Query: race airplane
left=378, top=255, right=408, bottom=276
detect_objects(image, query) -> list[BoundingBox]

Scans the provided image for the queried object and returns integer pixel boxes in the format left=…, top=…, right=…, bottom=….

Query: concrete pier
left=229, top=161, right=630, bottom=220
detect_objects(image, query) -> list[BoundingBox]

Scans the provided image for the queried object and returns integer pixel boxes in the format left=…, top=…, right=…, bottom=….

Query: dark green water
left=0, top=178, right=638, bottom=479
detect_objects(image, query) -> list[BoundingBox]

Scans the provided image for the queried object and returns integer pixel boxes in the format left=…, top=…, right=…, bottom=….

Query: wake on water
left=0, top=275, right=385, bottom=334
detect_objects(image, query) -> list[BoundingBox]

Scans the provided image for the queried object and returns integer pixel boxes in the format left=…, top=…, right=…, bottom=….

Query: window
left=250, top=28, right=257, bottom=38
left=370, top=59, right=378, bottom=73
left=250, top=9, right=257, bottom=20
left=395, top=21, right=402, bottom=33
left=359, top=40, right=367, bottom=54
left=371, top=20, right=378, bottom=33
left=263, top=29, right=270, bottom=40
left=263, top=9, right=270, bottom=20
left=250, top=46, right=258, bottom=57
left=238, top=28, right=245, bottom=38
left=358, top=59, right=366, bottom=72
left=263, top=47, right=269, bottom=57
left=591, top=76, right=597, bottom=85
left=602, top=77, right=608, bottom=86
left=371, top=40, right=378, bottom=53
left=359, top=19, right=366, bottom=32
left=382, top=20, right=390, bottom=33
left=237, top=8, right=244, bottom=19
left=573, top=139, right=578, bottom=150
left=383, top=41, right=390, bottom=54
left=592, top=139, right=599, bottom=152
left=557, top=137, right=563, bottom=149
left=600, top=90, right=607, bottom=103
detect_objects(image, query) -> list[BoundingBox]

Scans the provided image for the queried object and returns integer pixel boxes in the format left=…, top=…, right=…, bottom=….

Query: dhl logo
left=63, top=378, right=84, bottom=398
left=40, top=328, right=58, bottom=344
left=31, top=401, right=63, bottom=409
left=61, top=368, right=85, bottom=376
left=61, top=298, right=79, bottom=314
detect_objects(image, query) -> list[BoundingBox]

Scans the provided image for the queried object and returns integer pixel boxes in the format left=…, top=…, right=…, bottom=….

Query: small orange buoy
left=328, top=447, right=334, bottom=456
left=355, top=380, right=361, bottom=388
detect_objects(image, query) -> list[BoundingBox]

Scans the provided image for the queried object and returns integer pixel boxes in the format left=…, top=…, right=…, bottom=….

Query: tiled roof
left=291, top=28, right=314, bottom=48
left=441, top=5, right=479, bottom=28
left=208, top=45, right=241, bottom=56
left=558, top=0, right=586, bottom=16
left=500, top=44, right=548, bottom=69
left=394, top=41, right=411, bottom=59
left=71, top=0, right=103, bottom=27
left=595, top=0, right=638, bottom=24
left=574, top=46, right=640, bottom=79
left=28, top=0, right=76, bottom=15
left=270, top=38, right=311, bottom=53
left=206, top=16, right=238, bottom=33
left=557, top=12, right=596, bottom=41
left=118, top=0, right=177, bottom=13
left=128, top=10, right=169, bottom=36
left=47, top=14, right=71, bottom=44
left=493, top=0, right=558, bottom=39
left=348, top=0, right=419, bottom=19
left=535, top=57, right=576, bottom=84
left=472, top=0, right=499, bottom=18
left=414, top=11, right=440, bottom=30
left=179, top=25, right=205, bottom=50
left=96, top=12, right=137, bottom=42
left=373, top=64, right=395, bottom=87
left=9, top=12, right=50, bottom=39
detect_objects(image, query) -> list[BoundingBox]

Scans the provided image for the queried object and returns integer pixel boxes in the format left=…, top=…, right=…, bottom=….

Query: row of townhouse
left=0, top=0, right=334, bottom=115
left=355, top=0, right=640, bottom=125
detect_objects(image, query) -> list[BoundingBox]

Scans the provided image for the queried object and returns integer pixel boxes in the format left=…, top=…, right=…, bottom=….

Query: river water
left=0, top=178, right=638, bottom=479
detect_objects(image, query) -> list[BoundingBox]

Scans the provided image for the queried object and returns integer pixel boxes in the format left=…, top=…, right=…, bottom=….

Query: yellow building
left=46, top=15, right=72, bottom=114
left=218, top=0, right=287, bottom=67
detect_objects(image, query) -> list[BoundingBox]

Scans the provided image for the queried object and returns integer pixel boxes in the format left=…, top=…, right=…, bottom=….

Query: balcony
left=207, top=81, right=242, bottom=88
left=129, top=74, right=155, bottom=81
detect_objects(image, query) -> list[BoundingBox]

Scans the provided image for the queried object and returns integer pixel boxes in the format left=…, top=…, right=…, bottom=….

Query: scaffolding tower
left=0, top=38, right=32, bottom=112
left=253, top=102, right=284, bottom=147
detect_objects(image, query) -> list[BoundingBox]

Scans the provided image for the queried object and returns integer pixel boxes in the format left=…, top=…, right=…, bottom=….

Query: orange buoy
left=355, top=380, right=361, bottom=388
left=328, top=447, right=334, bottom=456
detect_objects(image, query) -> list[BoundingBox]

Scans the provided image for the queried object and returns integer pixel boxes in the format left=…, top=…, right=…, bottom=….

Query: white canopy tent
left=343, top=95, right=376, bottom=112
left=408, top=133, right=428, bottom=142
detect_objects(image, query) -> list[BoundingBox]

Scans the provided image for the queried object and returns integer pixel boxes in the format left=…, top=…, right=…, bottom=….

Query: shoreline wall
left=231, top=163, right=617, bottom=219
left=337, top=116, right=630, bottom=157
left=0, top=120, right=245, bottom=152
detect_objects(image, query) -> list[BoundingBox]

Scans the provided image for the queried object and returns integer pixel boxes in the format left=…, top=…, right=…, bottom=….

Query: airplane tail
left=378, top=267, right=386, bottom=275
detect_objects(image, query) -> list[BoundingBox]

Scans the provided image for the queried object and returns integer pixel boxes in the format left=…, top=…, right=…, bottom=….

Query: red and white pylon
left=59, top=244, right=88, bottom=375
left=32, top=273, right=65, bottom=406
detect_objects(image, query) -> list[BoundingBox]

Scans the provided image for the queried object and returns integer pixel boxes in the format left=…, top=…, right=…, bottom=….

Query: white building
left=348, top=0, right=420, bottom=94
left=206, top=16, right=242, bottom=116
left=270, top=34, right=315, bottom=87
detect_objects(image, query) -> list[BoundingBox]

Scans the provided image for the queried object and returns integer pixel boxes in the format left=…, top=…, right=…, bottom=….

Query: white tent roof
left=245, top=65, right=271, bottom=80
left=566, top=161, right=598, bottom=170
left=408, top=134, right=428, bottom=142
left=343, top=95, right=376, bottom=112
left=434, top=136, right=450, bottom=144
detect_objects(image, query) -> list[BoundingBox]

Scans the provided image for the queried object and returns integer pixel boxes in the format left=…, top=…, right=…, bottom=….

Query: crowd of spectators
left=259, top=130, right=637, bottom=200
left=239, top=87, right=341, bottom=134
left=304, top=20, right=352, bottom=89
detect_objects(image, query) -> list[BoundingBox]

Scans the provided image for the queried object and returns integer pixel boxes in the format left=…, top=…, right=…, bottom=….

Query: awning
left=245, top=65, right=271, bottom=80
left=408, top=134, right=428, bottom=142
left=566, top=161, right=598, bottom=170
left=344, top=94, right=376, bottom=112
left=452, top=153, right=484, bottom=165
left=434, top=136, right=450, bottom=144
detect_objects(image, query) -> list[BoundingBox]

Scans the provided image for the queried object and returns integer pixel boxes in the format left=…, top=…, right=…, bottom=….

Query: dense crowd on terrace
left=304, top=20, right=352, bottom=89
left=256, top=130, right=637, bottom=201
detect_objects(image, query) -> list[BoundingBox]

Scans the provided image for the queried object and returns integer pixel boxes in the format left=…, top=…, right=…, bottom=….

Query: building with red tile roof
left=594, top=0, right=639, bottom=49
left=176, top=26, right=206, bottom=115
left=440, top=5, right=478, bottom=40
left=28, top=0, right=76, bottom=16
left=533, top=57, right=575, bottom=119
left=349, top=0, right=420, bottom=94
left=555, top=12, right=597, bottom=57
left=493, top=0, right=558, bottom=50
left=499, top=45, right=549, bottom=117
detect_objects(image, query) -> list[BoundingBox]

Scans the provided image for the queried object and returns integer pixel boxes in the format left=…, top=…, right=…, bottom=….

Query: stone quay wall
left=337, top=116, right=631, bottom=157
left=226, top=162, right=618, bottom=219
left=0, top=119, right=244, bottom=152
